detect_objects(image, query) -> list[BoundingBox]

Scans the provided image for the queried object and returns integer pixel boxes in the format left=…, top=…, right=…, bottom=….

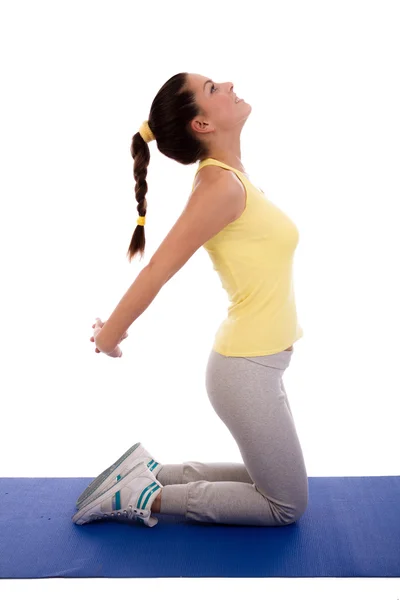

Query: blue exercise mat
left=1, top=475, right=399, bottom=578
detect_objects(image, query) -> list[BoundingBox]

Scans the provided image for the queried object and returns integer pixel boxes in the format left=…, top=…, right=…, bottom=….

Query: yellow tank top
left=192, top=157, right=303, bottom=357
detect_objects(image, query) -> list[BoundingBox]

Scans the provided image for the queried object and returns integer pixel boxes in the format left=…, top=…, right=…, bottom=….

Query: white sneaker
left=72, top=461, right=163, bottom=528
left=76, top=442, right=162, bottom=510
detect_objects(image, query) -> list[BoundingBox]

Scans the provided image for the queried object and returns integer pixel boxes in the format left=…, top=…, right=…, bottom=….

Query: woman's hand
left=90, top=318, right=128, bottom=357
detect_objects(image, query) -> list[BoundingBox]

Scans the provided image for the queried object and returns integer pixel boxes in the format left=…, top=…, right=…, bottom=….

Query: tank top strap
left=193, top=158, right=251, bottom=192
left=195, top=158, right=248, bottom=177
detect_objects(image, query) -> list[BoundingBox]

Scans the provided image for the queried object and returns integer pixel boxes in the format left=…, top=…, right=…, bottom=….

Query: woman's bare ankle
left=152, top=491, right=162, bottom=513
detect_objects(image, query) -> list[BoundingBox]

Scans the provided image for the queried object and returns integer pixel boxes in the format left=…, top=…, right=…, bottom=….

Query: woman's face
left=188, top=73, right=250, bottom=137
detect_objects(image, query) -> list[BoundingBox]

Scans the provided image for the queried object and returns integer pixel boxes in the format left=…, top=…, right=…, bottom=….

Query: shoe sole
left=76, top=441, right=142, bottom=508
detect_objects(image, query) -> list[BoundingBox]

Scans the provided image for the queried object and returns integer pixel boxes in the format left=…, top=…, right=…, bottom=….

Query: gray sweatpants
left=156, top=348, right=309, bottom=526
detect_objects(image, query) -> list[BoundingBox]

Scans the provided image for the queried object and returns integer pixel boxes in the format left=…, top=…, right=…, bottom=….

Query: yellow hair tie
left=137, top=215, right=146, bottom=226
left=139, top=120, right=155, bottom=143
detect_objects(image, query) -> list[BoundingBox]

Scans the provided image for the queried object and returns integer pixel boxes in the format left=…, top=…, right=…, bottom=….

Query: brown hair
left=127, top=72, right=209, bottom=263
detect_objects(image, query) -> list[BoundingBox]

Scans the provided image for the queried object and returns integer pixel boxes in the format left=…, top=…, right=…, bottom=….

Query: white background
left=1, top=0, right=399, bottom=597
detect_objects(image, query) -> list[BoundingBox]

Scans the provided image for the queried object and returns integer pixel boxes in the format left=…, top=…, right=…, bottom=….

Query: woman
left=72, top=73, right=308, bottom=528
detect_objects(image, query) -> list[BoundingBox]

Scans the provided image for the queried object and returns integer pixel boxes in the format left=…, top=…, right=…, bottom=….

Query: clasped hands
left=90, top=318, right=128, bottom=358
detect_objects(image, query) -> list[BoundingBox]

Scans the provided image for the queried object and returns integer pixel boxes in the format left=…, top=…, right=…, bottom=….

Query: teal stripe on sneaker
left=138, top=482, right=159, bottom=509
left=142, top=485, right=161, bottom=509
left=114, top=474, right=122, bottom=511
left=147, top=460, right=159, bottom=472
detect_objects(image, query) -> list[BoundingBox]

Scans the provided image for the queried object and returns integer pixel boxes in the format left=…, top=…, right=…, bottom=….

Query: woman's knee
left=260, top=491, right=309, bottom=526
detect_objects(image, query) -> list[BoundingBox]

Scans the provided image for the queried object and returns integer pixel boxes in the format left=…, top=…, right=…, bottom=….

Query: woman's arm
left=94, top=264, right=164, bottom=354
left=95, top=173, right=241, bottom=354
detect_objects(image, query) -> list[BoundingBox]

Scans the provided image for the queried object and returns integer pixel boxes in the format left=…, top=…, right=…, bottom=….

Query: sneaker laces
left=89, top=505, right=150, bottom=523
